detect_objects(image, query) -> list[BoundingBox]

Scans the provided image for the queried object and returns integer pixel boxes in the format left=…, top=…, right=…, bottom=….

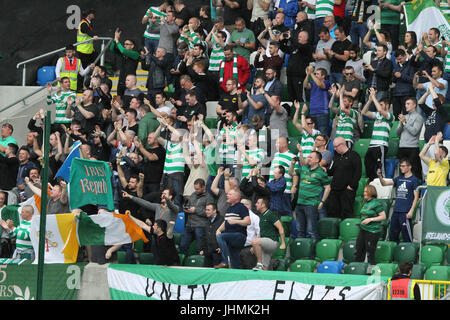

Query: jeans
left=180, top=226, right=205, bottom=255
left=329, top=72, right=343, bottom=86
left=216, top=232, right=246, bottom=268
left=314, top=17, right=325, bottom=45
left=144, top=38, right=160, bottom=57
left=295, top=204, right=320, bottom=241
left=161, top=173, right=184, bottom=209
left=311, top=112, right=330, bottom=136
left=350, top=21, right=368, bottom=50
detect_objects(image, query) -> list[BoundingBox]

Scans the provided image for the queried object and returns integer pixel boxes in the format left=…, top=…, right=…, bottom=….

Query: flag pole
left=36, top=110, right=51, bottom=300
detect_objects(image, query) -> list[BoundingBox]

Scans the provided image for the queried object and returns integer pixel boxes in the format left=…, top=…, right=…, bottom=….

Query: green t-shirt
left=0, top=136, right=18, bottom=156
left=380, top=0, right=403, bottom=25
left=203, top=144, right=219, bottom=176
left=230, top=28, right=255, bottom=62
left=359, top=198, right=385, bottom=233
left=297, top=165, right=331, bottom=206
left=259, top=209, right=280, bottom=242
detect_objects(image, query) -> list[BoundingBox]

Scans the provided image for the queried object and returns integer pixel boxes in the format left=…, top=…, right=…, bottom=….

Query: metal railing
left=0, top=37, right=114, bottom=115
left=387, top=279, right=450, bottom=300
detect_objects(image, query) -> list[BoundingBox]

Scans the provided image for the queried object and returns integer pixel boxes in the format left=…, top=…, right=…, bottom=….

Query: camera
left=283, top=32, right=289, bottom=39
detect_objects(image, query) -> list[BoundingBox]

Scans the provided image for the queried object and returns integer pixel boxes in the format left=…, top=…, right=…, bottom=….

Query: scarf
left=219, top=53, right=238, bottom=83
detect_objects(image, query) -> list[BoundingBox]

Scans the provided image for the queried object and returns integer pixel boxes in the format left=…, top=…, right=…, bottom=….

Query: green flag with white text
left=422, top=186, right=450, bottom=244
left=69, top=158, right=114, bottom=211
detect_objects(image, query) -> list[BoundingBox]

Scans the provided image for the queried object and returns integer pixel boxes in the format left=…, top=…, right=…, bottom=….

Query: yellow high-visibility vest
left=59, top=56, right=81, bottom=91
left=76, top=19, right=94, bottom=54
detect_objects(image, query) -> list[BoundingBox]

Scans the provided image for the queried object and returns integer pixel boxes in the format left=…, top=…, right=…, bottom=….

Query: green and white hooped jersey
left=446, top=43, right=450, bottom=73
left=218, top=123, right=239, bottom=165
left=11, top=220, right=32, bottom=250
left=208, top=38, right=225, bottom=72
left=370, top=111, right=394, bottom=147
left=47, top=90, right=76, bottom=124
left=335, top=108, right=358, bottom=143
left=241, top=148, right=265, bottom=180
left=269, top=151, right=299, bottom=194
left=163, top=141, right=185, bottom=174
left=300, top=129, right=320, bottom=159
left=143, top=7, right=166, bottom=40
left=315, top=0, right=335, bottom=18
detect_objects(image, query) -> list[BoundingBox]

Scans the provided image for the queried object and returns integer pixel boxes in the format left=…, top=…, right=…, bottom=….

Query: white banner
left=107, top=268, right=386, bottom=300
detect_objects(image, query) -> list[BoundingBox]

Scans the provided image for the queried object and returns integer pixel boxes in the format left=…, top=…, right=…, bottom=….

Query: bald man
left=326, top=137, right=362, bottom=219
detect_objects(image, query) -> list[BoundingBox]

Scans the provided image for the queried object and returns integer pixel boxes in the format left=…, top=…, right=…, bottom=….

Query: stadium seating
left=342, top=240, right=357, bottom=264
left=187, top=240, right=197, bottom=256
left=411, top=264, right=427, bottom=280
left=289, top=259, right=317, bottom=273
left=36, top=66, right=56, bottom=86
left=343, top=262, right=369, bottom=275
left=371, top=263, right=399, bottom=278
left=289, top=238, right=316, bottom=261
left=393, top=242, right=419, bottom=264
left=280, top=216, right=293, bottom=238
left=174, top=212, right=185, bottom=234
left=273, top=258, right=290, bottom=271
left=315, top=239, right=342, bottom=262
left=317, top=261, right=344, bottom=274
left=317, top=217, right=341, bottom=239
left=138, top=252, right=154, bottom=265
left=374, top=241, right=397, bottom=264
left=339, top=218, right=361, bottom=243
left=389, top=121, right=400, bottom=139
left=271, top=236, right=289, bottom=259
left=173, top=232, right=182, bottom=251
left=183, top=255, right=205, bottom=267
left=117, top=251, right=126, bottom=264
left=353, top=139, right=370, bottom=159
left=420, top=245, right=445, bottom=268
left=288, top=136, right=301, bottom=154
left=356, top=177, right=369, bottom=197
left=178, top=254, right=185, bottom=265
left=360, top=121, right=374, bottom=139
left=353, top=197, right=364, bottom=218
left=133, top=239, right=144, bottom=253
left=425, top=266, right=450, bottom=282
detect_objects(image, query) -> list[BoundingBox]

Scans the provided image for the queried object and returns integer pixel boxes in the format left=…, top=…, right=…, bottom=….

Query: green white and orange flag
left=404, top=0, right=450, bottom=40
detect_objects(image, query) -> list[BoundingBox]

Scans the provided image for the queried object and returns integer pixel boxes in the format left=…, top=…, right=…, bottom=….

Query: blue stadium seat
left=443, top=124, right=450, bottom=140
left=317, top=261, right=344, bottom=274
left=173, top=212, right=185, bottom=233
left=36, top=66, right=56, bottom=86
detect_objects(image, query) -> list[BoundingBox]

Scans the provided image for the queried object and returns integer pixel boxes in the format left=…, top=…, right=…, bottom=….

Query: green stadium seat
left=393, top=242, right=419, bottom=264
left=289, top=238, right=316, bottom=261
left=289, top=259, right=317, bottom=272
left=288, top=136, right=301, bottom=154
left=353, top=138, right=370, bottom=159
left=205, top=118, right=218, bottom=130
left=280, top=216, right=292, bottom=238
left=281, top=84, right=290, bottom=102
left=420, top=245, right=445, bottom=268
left=188, top=240, right=197, bottom=256
left=273, top=258, right=290, bottom=271
left=183, top=255, right=205, bottom=267
left=271, top=237, right=289, bottom=259
left=133, top=239, right=144, bottom=253
left=287, top=120, right=301, bottom=137
left=356, top=178, right=369, bottom=197
left=371, top=263, right=399, bottom=278
left=173, top=233, right=182, bottom=252
left=339, top=218, right=361, bottom=243
left=419, top=139, right=425, bottom=151
left=117, top=251, right=126, bottom=264
left=353, top=196, right=364, bottom=218
left=447, top=246, right=450, bottom=265
left=138, top=252, right=154, bottom=265
left=342, top=240, right=357, bottom=264
left=315, top=239, right=342, bottom=262
left=317, top=217, right=341, bottom=239
left=378, top=198, right=393, bottom=214
left=411, top=263, right=427, bottom=280
left=374, top=241, right=397, bottom=264
left=343, top=262, right=369, bottom=275
left=379, top=220, right=390, bottom=242
left=389, top=121, right=400, bottom=139
left=424, top=266, right=450, bottom=298
left=360, top=121, right=374, bottom=139
left=387, top=138, right=399, bottom=158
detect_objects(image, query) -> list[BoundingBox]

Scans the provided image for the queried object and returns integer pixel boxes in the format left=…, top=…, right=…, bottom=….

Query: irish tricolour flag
left=404, top=0, right=450, bottom=40
left=29, top=211, right=149, bottom=264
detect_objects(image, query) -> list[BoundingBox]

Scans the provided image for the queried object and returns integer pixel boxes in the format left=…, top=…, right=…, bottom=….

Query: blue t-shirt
left=246, top=93, right=269, bottom=126
left=224, top=202, right=249, bottom=235
left=393, top=174, right=420, bottom=213
left=309, top=80, right=331, bottom=115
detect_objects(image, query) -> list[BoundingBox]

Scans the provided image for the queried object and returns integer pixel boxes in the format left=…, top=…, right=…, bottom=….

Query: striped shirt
left=335, top=109, right=358, bottom=142
left=301, top=129, right=320, bottom=159
left=303, top=0, right=317, bottom=19
left=315, top=0, right=335, bottom=18
left=440, top=0, right=450, bottom=19
left=208, top=38, right=225, bottom=72
left=445, top=43, right=450, bottom=73
left=143, top=7, right=166, bottom=40
left=47, top=90, right=76, bottom=124
left=370, top=111, right=394, bottom=147
left=10, top=220, right=33, bottom=249
left=218, top=123, right=239, bottom=165
left=163, top=141, right=185, bottom=174
left=296, top=165, right=331, bottom=206
left=269, top=151, right=299, bottom=194
left=241, top=148, right=265, bottom=180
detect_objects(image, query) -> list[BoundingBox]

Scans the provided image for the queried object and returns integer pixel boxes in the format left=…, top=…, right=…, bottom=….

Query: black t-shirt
left=73, top=103, right=101, bottom=135
left=219, top=92, right=245, bottom=113
left=143, top=146, right=166, bottom=184
left=330, top=39, right=352, bottom=73
left=224, top=0, right=243, bottom=25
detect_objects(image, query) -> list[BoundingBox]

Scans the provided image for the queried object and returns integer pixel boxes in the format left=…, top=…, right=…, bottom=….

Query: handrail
left=1, top=37, right=114, bottom=116
left=16, top=37, right=113, bottom=86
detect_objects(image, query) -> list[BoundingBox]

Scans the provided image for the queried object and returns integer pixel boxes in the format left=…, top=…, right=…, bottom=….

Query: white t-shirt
left=245, top=210, right=260, bottom=246
left=423, top=78, right=448, bottom=110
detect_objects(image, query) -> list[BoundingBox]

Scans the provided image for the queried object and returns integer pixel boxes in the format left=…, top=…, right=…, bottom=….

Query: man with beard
left=239, top=77, right=270, bottom=126
left=218, top=45, right=250, bottom=93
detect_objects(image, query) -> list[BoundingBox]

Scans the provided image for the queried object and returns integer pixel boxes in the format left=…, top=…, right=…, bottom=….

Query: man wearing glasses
left=377, top=159, right=420, bottom=243
left=341, top=66, right=361, bottom=108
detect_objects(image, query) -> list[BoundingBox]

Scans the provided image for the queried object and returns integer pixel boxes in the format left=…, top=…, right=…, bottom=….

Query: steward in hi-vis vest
left=388, top=261, right=421, bottom=300
left=76, top=9, right=98, bottom=69
left=55, top=45, right=91, bottom=92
